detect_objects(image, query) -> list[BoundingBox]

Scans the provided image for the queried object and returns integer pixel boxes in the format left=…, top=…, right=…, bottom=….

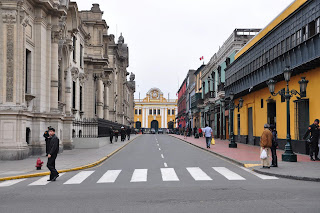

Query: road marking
left=63, top=171, right=95, bottom=184
left=97, top=170, right=122, bottom=183
left=161, top=154, right=164, bottom=158
left=164, top=163, right=168, bottom=167
left=187, top=167, right=212, bottom=181
left=213, top=167, right=245, bottom=180
left=159, top=148, right=161, bottom=151
left=130, top=169, right=148, bottom=182
left=0, top=179, right=26, bottom=187
left=240, top=167, right=279, bottom=180
left=29, top=174, right=65, bottom=186
left=244, top=164, right=262, bottom=168
left=161, top=168, right=179, bottom=181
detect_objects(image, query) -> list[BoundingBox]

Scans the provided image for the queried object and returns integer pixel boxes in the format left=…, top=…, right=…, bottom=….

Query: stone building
left=0, top=1, right=135, bottom=160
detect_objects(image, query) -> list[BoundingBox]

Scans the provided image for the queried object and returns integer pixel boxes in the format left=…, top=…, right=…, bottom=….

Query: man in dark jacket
left=269, top=124, right=278, bottom=167
left=120, top=127, right=126, bottom=142
left=109, top=127, right=114, bottom=144
left=126, top=127, right=131, bottom=140
left=47, top=127, right=60, bottom=181
left=114, top=129, right=119, bottom=142
left=303, top=119, right=320, bottom=161
left=43, top=126, right=51, bottom=156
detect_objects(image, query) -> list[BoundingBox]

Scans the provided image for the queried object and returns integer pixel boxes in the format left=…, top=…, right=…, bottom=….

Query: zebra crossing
left=0, top=167, right=279, bottom=188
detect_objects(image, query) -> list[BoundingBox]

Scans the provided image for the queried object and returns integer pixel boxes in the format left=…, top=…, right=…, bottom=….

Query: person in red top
left=198, top=128, right=203, bottom=137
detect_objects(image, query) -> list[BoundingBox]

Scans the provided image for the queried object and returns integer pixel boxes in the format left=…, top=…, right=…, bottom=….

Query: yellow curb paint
left=244, top=164, right=262, bottom=168
left=0, top=135, right=141, bottom=182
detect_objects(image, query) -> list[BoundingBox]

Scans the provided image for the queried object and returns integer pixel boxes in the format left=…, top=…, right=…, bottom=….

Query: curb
left=0, top=135, right=141, bottom=182
left=169, top=135, right=320, bottom=182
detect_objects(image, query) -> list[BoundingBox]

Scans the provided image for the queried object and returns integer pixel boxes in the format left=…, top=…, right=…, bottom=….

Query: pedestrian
left=260, top=124, right=272, bottom=169
left=203, top=124, right=213, bottom=148
left=47, top=127, right=60, bottom=181
left=198, top=127, right=203, bottom=137
left=109, top=127, right=114, bottom=144
left=114, top=129, right=119, bottom=142
left=184, top=127, right=188, bottom=139
left=269, top=124, right=278, bottom=167
left=303, top=119, right=320, bottom=161
left=126, top=127, right=131, bottom=140
left=43, top=126, right=51, bottom=156
left=120, top=126, right=126, bottom=142
left=194, top=126, right=197, bottom=137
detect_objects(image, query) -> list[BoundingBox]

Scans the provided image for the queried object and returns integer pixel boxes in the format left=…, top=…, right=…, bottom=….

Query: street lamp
left=228, top=92, right=243, bottom=148
left=266, top=66, right=309, bottom=162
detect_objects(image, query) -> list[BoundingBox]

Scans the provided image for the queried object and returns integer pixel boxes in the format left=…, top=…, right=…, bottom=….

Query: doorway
left=267, top=102, right=276, bottom=126
left=248, top=107, right=253, bottom=145
left=136, top=121, right=141, bottom=129
left=151, top=120, right=159, bottom=131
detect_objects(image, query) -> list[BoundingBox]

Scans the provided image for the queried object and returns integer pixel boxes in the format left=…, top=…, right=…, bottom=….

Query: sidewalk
left=170, top=134, right=320, bottom=182
left=0, top=134, right=141, bottom=180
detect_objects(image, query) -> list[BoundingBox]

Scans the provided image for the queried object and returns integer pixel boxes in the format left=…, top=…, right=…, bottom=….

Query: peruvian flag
left=200, top=56, right=204, bottom=61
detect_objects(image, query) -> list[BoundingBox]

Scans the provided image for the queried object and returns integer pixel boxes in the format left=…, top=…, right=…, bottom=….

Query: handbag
left=211, top=138, right=215, bottom=145
left=260, top=149, right=268, bottom=159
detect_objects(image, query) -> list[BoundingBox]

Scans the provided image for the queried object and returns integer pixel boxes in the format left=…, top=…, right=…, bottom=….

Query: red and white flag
left=200, top=56, right=204, bottom=61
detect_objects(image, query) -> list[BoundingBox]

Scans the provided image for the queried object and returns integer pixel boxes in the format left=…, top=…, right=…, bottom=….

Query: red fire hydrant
left=35, top=157, right=43, bottom=170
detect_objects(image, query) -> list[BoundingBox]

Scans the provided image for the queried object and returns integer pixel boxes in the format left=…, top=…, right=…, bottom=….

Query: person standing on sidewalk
left=114, top=129, right=119, bottom=142
left=126, top=127, right=131, bottom=140
left=269, top=124, right=278, bottom=167
left=303, top=119, right=320, bottom=161
left=109, top=127, right=114, bottom=144
left=260, top=124, right=272, bottom=169
left=120, top=127, right=126, bottom=142
left=198, top=127, right=203, bottom=137
left=203, top=124, right=213, bottom=149
left=47, top=127, right=59, bottom=181
left=43, top=126, right=51, bottom=156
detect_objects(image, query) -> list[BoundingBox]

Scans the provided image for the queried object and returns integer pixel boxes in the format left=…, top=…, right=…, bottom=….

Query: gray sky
left=77, top=0, right=294, bottom=99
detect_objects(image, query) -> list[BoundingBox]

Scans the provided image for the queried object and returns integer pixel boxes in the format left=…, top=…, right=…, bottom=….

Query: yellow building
left=134, top=88, right=178, bottom=130
left=225, top=0, right=320, bottom=155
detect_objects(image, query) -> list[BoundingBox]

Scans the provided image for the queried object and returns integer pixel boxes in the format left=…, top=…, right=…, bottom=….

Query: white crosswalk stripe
left=0, top=166, right=280, bottom=188
left=63, top=171, right=95, bottom=185
left=97, top=170, right=122, bottom=183
left=0, top=179, right=26, bottom=187
left=213, top=167, right=246, bottom=180
left=161, top=168, right=179, bottom=181
left=240, top=167, right=279, bottom=180
left=29, top=174, right=65, bottom=186
left=131, top=169, right=148, bottom=182
left=187, top=167, right=212, bottom=181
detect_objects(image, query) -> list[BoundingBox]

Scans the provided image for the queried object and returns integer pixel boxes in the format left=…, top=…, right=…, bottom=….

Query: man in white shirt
left=203, top=124, right=213, bottom=148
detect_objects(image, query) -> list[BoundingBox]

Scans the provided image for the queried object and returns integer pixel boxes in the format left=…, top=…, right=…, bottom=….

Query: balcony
left=191, top=93, right=202, bottom=109
left=204, top=91, right=215, bottom=100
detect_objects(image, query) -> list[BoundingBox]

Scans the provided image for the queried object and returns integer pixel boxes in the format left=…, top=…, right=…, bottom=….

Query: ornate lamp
left=283, top=66, right=292, bottom=82
left=267, top=79, right=276, bottom=94
left=239, top=98, right=244, bottom=108
left=229, top=91, right=234, bottom=101
left=299, top=77, right=309, bottom=98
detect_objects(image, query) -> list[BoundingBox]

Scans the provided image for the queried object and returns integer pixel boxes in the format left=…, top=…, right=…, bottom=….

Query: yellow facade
left=134, top=88, right=178, bottom=129
left=234, top=67, right=320, bottom=140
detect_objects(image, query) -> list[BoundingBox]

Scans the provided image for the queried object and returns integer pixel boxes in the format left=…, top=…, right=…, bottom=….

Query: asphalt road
left=1, top=134, right=320, bottom=213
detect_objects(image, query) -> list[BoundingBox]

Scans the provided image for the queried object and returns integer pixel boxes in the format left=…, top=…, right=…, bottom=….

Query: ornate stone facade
left=0, top=1, right=135, bottom=160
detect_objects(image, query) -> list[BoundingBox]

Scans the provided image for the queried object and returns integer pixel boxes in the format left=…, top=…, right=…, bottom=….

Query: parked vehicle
left=158, top=129, right=164, bottom=134
left=151, top=128, right=156, bottom=134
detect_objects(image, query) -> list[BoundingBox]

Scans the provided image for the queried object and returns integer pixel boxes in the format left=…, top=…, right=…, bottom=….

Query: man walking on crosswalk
left=47, top=127, right=60, bottom=181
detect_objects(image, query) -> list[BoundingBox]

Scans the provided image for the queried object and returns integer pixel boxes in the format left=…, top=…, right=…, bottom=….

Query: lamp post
left=267, top=66, right=309, bottom=162
left=228, top=92, right=244, bottom=148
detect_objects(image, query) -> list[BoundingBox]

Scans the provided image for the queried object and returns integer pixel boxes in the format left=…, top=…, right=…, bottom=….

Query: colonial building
left=225, top=0, right=320, bottom=154
left=134, top=88, right=177, bottom=130
left=200, top=29, right=260, bottom=139
left=0, top=1, right=135, bottom=160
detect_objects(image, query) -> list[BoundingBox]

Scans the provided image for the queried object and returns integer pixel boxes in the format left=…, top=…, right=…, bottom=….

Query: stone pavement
left=170, top=134, right=320, bottom=182
left=0, top=134, right=140, bottom=178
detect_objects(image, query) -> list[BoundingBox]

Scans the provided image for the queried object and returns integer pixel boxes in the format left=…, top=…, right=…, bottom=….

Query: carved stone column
left=103, top=80, right=111, bottom=120
left=51, top=30, right=60, bottom=112
left=96, top=74, right=104, bottom=119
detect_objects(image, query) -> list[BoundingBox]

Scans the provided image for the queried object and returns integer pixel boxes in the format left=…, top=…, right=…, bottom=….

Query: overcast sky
left=76, top=0, right=294, bottom=100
